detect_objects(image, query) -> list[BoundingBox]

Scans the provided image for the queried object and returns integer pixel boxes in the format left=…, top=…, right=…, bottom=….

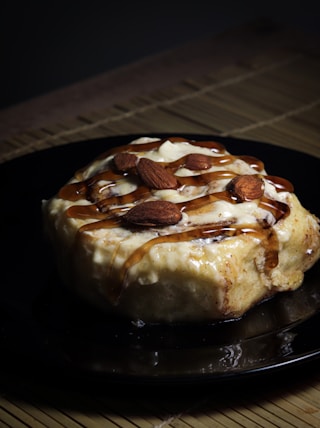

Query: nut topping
left=124, top=200, right=182, bottom=226
left=137, top=158, right=178, bottom=189
left=227, top=175, right=264, bottom=202
left=113, top=152, right=138, bottom=171
left=185, top=153, right=212, bottom=170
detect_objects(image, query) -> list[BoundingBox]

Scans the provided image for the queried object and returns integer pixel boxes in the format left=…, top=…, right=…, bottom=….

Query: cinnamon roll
left=42, top=136, right=320, bottom=322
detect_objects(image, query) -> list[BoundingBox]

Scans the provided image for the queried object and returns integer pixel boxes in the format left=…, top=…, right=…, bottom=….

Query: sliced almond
left=137, top=158, right=178, bottom=189
left=185, top=153, right=212, bottom=170
left=124, top=200, right=182, bottom=226
left=227, top=175, right=264, bottom=202
left=113, top=152, right=138, bottom=171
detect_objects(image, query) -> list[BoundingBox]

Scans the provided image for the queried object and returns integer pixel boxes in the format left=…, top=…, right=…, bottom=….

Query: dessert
left=43, top=136, right=320, bottom=322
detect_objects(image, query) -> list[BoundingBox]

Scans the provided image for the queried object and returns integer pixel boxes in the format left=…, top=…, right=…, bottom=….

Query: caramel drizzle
left=58, top=137, right=294, bottom=294
left=120, top=224, right=279, bottom=289
left=59, top=170, right=123, bottom=201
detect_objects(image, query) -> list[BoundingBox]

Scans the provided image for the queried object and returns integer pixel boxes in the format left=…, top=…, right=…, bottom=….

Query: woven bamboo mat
left=1, top=29, right=320, bottom=428
left=1, top=49, right=320, bottom=162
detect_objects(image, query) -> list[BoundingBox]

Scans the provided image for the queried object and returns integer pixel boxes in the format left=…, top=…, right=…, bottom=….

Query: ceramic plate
left=1, top=134, right=319, bottom=385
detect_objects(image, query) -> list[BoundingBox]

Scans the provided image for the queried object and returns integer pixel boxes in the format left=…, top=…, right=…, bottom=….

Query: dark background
left=1, top=0, right=319, bottom=110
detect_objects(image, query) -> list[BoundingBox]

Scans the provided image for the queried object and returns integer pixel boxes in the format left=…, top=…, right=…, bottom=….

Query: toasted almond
left=137, top=158, right=178, bottom=189
left=124, top=200, right=182, bottom=226
left=227, top=175, right=264, bottom=201
left=113, top=152, right=138, bottom=171
left=185, top=153, right=212, bottom=170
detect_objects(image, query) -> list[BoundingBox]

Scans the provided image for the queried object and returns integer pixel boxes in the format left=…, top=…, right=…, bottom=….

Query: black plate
left=1, top=134, right=319, bottom=385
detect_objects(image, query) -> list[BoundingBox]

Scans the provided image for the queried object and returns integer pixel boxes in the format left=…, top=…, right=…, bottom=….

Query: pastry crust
left=43, top=136, right=320, bottom=322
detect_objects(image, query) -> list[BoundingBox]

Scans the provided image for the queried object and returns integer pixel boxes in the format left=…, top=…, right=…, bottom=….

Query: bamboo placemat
left=1, top=49, right=320, bottom=162
left=1, top=26, right=320, bottom=428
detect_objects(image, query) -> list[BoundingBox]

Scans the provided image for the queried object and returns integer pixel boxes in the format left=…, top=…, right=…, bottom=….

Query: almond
left=137, top=158, right=178, bottom=189
left=227, top=175, right=264, bottom=202
left=185, top=153, right=212, bottom=170
left=124, top=200, right=182, bottom=226
left=113, top=152, right=138, bottom=171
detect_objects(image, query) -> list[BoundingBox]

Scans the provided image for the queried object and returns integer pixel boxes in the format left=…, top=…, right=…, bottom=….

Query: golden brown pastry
left=43, top=136, right=320, bottom=322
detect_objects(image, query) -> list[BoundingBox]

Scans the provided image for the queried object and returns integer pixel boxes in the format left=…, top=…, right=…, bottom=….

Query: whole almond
left=137, top=158, right=178, bottom=189
left=185, top=153, right=212, bottom=170
left=113, top=152, right=138, bottom=171
left=227, top=175, right=264, bottom=201
left=124, top=200, right=182, bottom=226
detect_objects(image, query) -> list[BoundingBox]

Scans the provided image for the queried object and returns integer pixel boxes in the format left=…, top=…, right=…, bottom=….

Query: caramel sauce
left=57, top=137, right=294, bottom=286
left=265, top=175, right=294, bottom=193
left=120, top=224, right=247, bottom=287
left=166, top=154, right=236, bottom=171
left=80, top=217, right=123, bottom=232
left=237, top=155, right=264, bottom=172
left=259, top=196, right=290, bottom=221
left=59, top=170, right=123, bottom=201
left=177, top=171, right=236, bottom=186
left=120, top=223, right=279, bottom=288
left=97, top=185, right=150, bottom=212
left=67, top=204, right=105, bottom=219
left=178, top=191, right=236, bottom=213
